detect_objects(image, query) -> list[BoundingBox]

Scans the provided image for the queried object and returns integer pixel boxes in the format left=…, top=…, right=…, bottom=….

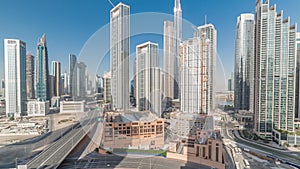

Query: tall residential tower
left=136, top=42, right=161, bottom=117
left=194, top=24, right=217, bottom=112
left=254, top=0, right=297, bottom=137
left=110, top=3, right=130, bottom=111
left=234, top=14, right=255, bottom=112
left=180, top=24, right=216, bottom=114
left=4, top=39, right=27, bottom=117
left=295, top=32, right=300, bottom=120
left=163, top=21, right=175, bottom=100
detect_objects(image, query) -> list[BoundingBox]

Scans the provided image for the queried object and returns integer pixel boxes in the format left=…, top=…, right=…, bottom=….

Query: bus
left=243, top=159, right=250, bottom=169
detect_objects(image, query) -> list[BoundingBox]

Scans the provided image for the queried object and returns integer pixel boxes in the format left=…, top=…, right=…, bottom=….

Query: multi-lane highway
left=221, top=111, right=300, bottom=169
left=24, top=109, right=100, bottom=169
left=0, top=122, right=80, bottom=168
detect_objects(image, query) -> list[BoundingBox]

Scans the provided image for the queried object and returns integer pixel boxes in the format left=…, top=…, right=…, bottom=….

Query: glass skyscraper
left=254, top=0, right=297, bottom=138
left=4, top=39, right=27, bottom=117
left=26, top=53, right=35, bottom=99
left=136, top=42, right=161, bottom=117
left=164, top=0, right=182, bottom=102
left=234, top=14, right=255, bottom=112
left=35, top=34, right=49, bottom=101
left=296, top=32, right=300, bottom=120
left=110, top=2, right=130, bottom=111
left=163, top=20, right=175, bottom=100
left=180, top=23, right=216, bottom=114
left=194, top=24, right=217, bottom=112
left=51, top=61, right=61, bottom=97
left=77, top=62, right=87, bottom=98
left=69, top=54, right=77, bottom=99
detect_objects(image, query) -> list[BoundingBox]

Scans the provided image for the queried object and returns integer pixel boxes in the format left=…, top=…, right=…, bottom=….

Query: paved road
left=220, top=113, right=236, bottom=169
left=60, top=153, right=211, bottom=169
left=221, top=111, right=300, bottom=168
left=25, top=110, right=100, bottom=169
left=233, top=130, right=300, bottom=167
left=0, top=123, right=79, bottom=168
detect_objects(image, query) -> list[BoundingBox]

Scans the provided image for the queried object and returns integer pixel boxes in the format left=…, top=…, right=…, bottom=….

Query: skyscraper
left=228, top=79, right=233, bottom=91
left=163, top=20, right=175, bottom=100
left=136, top=42, right=161, bottom=117
left=295, top=32, right=300, bottom=120
left=51, top=61, right=61, bottom=97
left=48, top=75, right=55, bottom=99
left=35, top=34, right=49, bottom=101
left=4, top=39, right=27, bottom=117
left=180, top=33, right=212, bottom=114
left=163, top=0, right=182, bottom=102
left=174, top=0, right=182, bottom=99
left=77, top=62, right=87, bottom=98
left=110, top=2, right=130, bottom=111
left=61, top=71, right=68, bottom=95
left=254, top=0, right=297, bottom=137
left=234, top=14, right=255, bottom=112
left=69, top=54, right=77, bottom=98
left=103, top=72, right=112, bottom=103
left=194, top=24, right=217, bottom=112
left=26, top=53, right=35, bottom=99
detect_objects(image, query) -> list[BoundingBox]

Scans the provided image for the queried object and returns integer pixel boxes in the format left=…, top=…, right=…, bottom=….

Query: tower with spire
left=173, top=0, right=182, bottom=99
left=164, top=0, right=182, bottom=104
left=35, top=34, right=50, bottom=101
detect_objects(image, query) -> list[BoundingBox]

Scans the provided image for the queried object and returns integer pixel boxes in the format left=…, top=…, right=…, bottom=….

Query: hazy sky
left=0, top=0, right=299, bottom=90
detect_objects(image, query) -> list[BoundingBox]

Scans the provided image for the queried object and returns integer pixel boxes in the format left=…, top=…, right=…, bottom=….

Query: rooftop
left=107, top=111, right=159, bottom=123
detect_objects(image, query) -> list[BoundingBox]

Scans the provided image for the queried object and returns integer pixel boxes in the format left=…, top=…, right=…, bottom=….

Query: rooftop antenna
left=205, top=15, right=207, bottom=25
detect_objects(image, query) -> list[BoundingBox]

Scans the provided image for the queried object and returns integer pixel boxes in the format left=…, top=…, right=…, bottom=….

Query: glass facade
left=110, top=3, right=130, bottom=111
left=35, top=34, right=49, bottom=101
left=4, top=39, right=27, bottom=117
left=234, top=14, right=255, bottom=112
left=255, top=1, right=297, bottom=137
left=136, top=42, right=161, bottom=117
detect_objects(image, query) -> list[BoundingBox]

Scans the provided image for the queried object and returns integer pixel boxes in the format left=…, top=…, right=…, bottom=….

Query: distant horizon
left=0, top=0, right=299, bottom=91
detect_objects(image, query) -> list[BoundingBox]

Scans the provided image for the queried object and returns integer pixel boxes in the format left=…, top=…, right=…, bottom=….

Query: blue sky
left=0, top=0, right=299, bottom=90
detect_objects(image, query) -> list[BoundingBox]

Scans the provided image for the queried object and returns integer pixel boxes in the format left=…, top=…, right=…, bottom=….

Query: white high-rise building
left=296, top=32, right=300, bottom=120
left=180, top=34, right=212, bottom=114
left=136, top=42, right=161, bottom=117
left=173, top=0, right=182, bottom=99
left=4, top=39, right=27, bottom=117
left=110, top=2, right=130, bottom=111
left=164, top=0, right=182, bottom=102
left=61, top=71, right=68, bottom=95
left=164, top=21, right=175, bottom=100
left=254, top=0, right=297, bottom=138
left=194, top=24, right=217, bottom=112
left=234, top=14, right=255, bottom=112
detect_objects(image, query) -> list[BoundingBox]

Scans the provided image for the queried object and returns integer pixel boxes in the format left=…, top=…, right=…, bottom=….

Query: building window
left=216, top=147, right=219, bottom=162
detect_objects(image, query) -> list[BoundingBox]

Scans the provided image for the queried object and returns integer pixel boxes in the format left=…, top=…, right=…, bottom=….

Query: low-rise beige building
left=167, top=129, right=225, bottom=169
left=103, top=111, right=164, bottom=150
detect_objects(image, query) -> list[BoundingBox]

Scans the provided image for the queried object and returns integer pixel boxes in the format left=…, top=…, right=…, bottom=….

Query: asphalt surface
left=60, top=153, right=211, bottom=169
left=222, top=112, right=300, bottom=169
left=0, top=123, right=79, bottom=168
left=25, top=110, right=100, bottom=169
